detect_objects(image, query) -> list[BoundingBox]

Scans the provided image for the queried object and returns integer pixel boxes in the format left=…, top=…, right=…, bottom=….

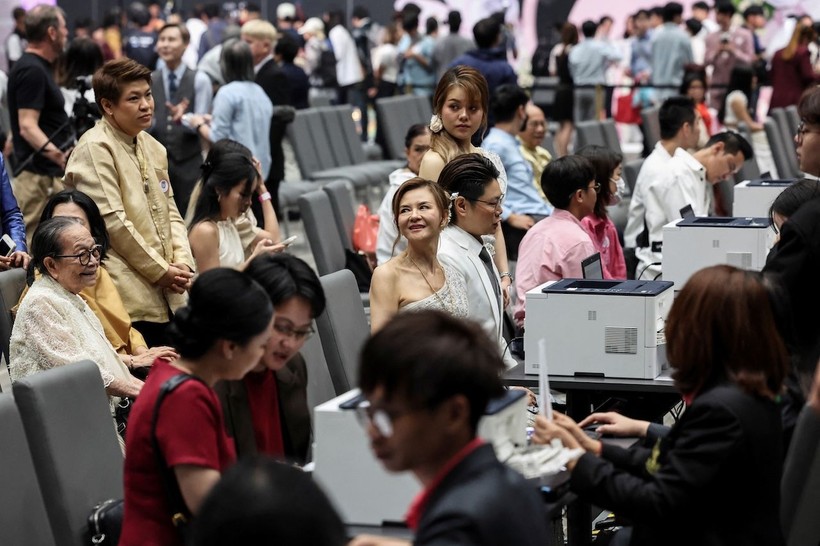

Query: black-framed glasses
left=54, top=245, right=102, bottom=266
left=272, top=322, right=315, bottom=341
left=471, top=193, right=505, bottom=212
left=796, top=120, right=820, bottom=142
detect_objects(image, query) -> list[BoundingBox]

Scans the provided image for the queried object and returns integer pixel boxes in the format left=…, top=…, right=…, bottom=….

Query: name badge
left=159, top=179, right=170, bottom=193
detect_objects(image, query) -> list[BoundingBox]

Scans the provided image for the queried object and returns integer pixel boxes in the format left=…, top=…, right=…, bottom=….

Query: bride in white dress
left=369, top=178, right=469, bottom=332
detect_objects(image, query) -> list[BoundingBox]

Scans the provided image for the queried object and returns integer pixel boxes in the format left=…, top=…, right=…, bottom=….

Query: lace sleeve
left=480, top=149, right=509, bottom=194
left=12, top=292, right=116, bottom=387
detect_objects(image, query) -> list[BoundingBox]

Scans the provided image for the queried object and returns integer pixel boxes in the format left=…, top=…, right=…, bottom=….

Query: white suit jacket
left=438, top=225, right=516, bottom=368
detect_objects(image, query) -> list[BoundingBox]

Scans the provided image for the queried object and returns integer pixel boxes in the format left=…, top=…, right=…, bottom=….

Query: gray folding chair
left=302, top=325, right=337, bottom=410
left=316, top=269, right=370, bottom=394
left=735, top=124, right=761, bottom=182
left=277, top=179, right=322, bottom=237
left=531, top=76, right=559, bottom=109
left=323, top=179, right=357, bottom=251
left=331, top=105, right=403, bottom=178
left=785, top=105, right=800, bottom=136
left=771, top=108, right=800, bottom=177
left=641, top=106, right=661, bottom=150
left=600, top=118, right=622, bottom=154
left=764, top=117, right=795, bottom=180
left=541, top=133, right=556, bottom=157
left=14, top=360, right=123, bottom=546
left=376, top=96, right=425, bottom=159
left=411, top=94, right=432, bottom=122
left=298, top=190, right=347, bottom=276
left=0, top=393, right=56, bottom=546
left=623, top=158, right=644, bottom=196
left=575, top=120, right=607, bottom=149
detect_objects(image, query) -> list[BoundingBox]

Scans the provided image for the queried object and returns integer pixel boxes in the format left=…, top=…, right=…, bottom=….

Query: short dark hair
left=599, top=15, right=613, bottom=25
left=25, top=4, right=65, bottom=43
left=359, top=310, right=505, bottom=433
left=685, top=17, right=702, bottom=36
left=715, top=1, right=736, bottom=16
left=489, top=84, right=529, bottom=123
left=447, top=10, right=462, bottom=32
left=437, top=153, right=500, bottom=225
left=55, top=37, right=104, bottom=88
left=13, top=6, right=25, bottom=20
left=658, top=96, right=696, bottom=140
left=40, top=190, right=111, bottom=261
left=662, top=2, right=684, bottom=22
left=541, top=155, right=596, bottom=209
left=473, top=17, right=501, bottom=49
left=190, top=139, right=258, bottom=228
left=581, top=20, right=597, bottom=38
left=743, top=5, right=764, bottom=18
left=352, top=5, right=369, bottom=20
left=191, top=456, right=347, bottom=546
left=692, top=1, right=709, bottom=10
left=706, top=131, right=753, bottom=161
left=769, top=180, right=820, bottom=230
left=274, top=33, right=299, bottom=63
left=167, top=268, right=273, bottom=359
left=401, top=12, right=418, bottom=33
left=667, top=266, right=787, bottom=399
left=426, top=16, right=438, bottom=35
left=28, top=216, right=83, bottom=283
left=650, top=6, right=664, bottom=18
left=576, top=145, right=622, bottom=219
left=203, top=2, right=220, bottom=18
left=244, top=253, right=326, bottom=317
left=93, top=57, right=152, bottom=113
left=159, top=22, right=191, bottom=44
left=220, top=38, right=255, bottom=82
left=635, top=9, right=650, bottom=19
left=798, top=86, right=820, bottom=125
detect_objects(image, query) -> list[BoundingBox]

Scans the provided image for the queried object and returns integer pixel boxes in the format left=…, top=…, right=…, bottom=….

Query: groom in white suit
left=437, top=153, right=517, bottom=368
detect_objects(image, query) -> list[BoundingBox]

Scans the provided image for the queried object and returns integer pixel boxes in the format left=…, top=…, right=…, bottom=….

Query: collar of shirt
left=446, top=224, right=485, bottom=256
left=164, top=63, right=186, bottom=95
left=551, top=207, right=586, bottom=228
left=253, top=54, right=274, bottom=75
left=653, top=141, right=673, bottom=161
left=404, top=437, right=484, bottom=530
left=673, top=147, right=706, bottom=182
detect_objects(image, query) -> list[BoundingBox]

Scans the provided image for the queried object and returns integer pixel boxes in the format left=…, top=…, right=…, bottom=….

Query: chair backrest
left=641, top=106, right=661, bottom=150
left=541, top=133, right=556, bottom=157
left=304, top=109, right=344, bottom=170
left=771, top=108, right=800, bottom=177
left=734, top=124, right=762, bottom=181
left=13, top=360, right=124, bottom=546
left=0, top=268, right=25, bottom=366
left=575, top=120, right=606, bottom=149
left=764, top=117, right=795, bottom=180
left=316, top=106, right=355, bottom=168
left=287, top=109, right=323, bottom=178
left=0, top=393, right=56, bottom=546
left=332, top=105, right=369, bottom=164
left=623, top=158, right=644, bottom=195
left=785, top=104, right=800, bottom=136
left=323, top=179, right=357, bottom=251
left=301, top=325, right=336, bottom=411
left=600, top=118, right=622, bottom=154
left=316, top=269, right=369, bottom=394
left=531, top=76, right=559, bottom=108
left=411, top=95, right=432, bottom=121
left=376, top=96, right=424, bottom=159
left=298, top=190, right=347, bottom=276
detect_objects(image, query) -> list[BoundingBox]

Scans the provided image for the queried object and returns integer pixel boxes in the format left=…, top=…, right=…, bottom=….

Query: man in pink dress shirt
left=514, top=155, right=599, bottom=326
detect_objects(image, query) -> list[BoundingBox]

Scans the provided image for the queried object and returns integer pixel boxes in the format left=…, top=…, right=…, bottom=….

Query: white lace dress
left=10, top=275, right=132, bottom=413
left=401, top=263, right=470, bottom=318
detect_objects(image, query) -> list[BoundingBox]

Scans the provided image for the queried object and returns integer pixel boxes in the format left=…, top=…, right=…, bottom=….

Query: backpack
left=314, top=39, right=338, bottom=88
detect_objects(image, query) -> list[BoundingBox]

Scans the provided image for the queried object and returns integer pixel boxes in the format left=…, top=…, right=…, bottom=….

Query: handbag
left=352, top=204, right=379, bottom=256
left=85, top=375, right=199, bottom=545
left=87, top=498, right=124, bottom=545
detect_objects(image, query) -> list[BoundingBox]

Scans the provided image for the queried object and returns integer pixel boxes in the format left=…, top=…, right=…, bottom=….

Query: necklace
left=406, top=254, right=455, bottom=312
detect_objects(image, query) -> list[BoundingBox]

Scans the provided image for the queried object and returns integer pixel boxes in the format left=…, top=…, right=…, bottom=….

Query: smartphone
left=0, top=234, right=16, bottom=257
left=279, top=235, right=298, bottom=247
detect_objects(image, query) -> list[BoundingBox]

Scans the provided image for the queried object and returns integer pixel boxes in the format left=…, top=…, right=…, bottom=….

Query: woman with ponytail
left=188, top=139, right=283, bottom=272
left=120, top=268, right=273, bottom=546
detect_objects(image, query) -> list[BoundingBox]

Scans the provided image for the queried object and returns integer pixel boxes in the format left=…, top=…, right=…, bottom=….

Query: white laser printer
left=733, top=179, right=795, bottom=217
left=523, top=279, right=673, bottom=379
left=662, top=216, right=775, bottom=290
left=312, top=388, right=528, bottom=526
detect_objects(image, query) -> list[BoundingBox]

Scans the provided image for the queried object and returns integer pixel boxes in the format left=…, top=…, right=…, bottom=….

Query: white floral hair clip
left=429, top=114, right=443, bottom=133
left=448, top=191, right=459, bottom=221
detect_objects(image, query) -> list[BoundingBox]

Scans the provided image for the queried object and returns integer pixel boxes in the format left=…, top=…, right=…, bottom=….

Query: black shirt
left=8, top=52, right=71, bottom=176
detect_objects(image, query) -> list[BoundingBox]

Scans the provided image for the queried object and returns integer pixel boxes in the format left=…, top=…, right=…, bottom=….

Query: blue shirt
left=0, top=153, right=26, bottom=251
left=209, top=81, right=273, bottom=179
left=398, top=34, right=436, bottom=96
left=481, top=128, right=553, bottom=220
left=631, top=33, right=652, bottom=77
left=651, top=23, right=693, bottom=99
left=568, top=38, right=622, bottom=86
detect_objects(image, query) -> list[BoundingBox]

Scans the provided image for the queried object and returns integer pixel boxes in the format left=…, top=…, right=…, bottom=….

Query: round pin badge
left=159, top=179, right=169, bottom=193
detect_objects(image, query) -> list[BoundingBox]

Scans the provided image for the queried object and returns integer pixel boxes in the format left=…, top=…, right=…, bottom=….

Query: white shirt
left=376, top=167, right=415, bottom=265
left=438, top=225, right=517, bottom=368
left=635, top=148, right=711, bottom=280
left=329, top=25, right=363, bottom=87
left=625, top=142, right=674, bottom=249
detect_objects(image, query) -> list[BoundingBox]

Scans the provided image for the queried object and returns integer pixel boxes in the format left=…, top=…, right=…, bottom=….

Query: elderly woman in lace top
left=369, top=178, right=469, bottom=332
left=10, top=217, right=143, bottom=407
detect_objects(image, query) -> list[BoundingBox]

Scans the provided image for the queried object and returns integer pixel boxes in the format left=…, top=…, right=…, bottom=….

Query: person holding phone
left=188, top=139, right=283, bottom=272
left=0, top=152, right=29, bottom=270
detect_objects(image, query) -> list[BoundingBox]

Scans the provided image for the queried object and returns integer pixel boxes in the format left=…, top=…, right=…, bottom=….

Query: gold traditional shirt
left=519, top=141, right=553, bottom=202
left=64, top=118, right=194, bottom=323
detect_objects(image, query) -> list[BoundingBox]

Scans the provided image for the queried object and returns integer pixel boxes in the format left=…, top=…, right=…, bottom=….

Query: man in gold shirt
left=518, top=103, right=553, bottom=203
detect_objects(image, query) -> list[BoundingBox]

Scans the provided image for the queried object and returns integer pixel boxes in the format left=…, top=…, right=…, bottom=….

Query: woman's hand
left=248, top=239, right=285, bottom=262
left=132, top=346, right=179, bottom=368
left=252, top=157, right=264, bottom=182
left=578, top=411, right=651, bottom=438
left=553, top=412, right=603, bottom=454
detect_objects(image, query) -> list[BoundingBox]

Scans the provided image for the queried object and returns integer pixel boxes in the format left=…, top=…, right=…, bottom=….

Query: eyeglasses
left=355, top=400, right=397, bottom=437
left=796, top=121, right=820, bottom=142
left=54, top=245, right=102, bottom=266
left=589, top=183, right=601, bottom=193
left=272, top=322, right=315, bottom=341
left=471, top=193, right=505, bottom=212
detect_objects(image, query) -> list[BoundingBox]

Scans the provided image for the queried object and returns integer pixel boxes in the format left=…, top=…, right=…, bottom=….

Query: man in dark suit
left=241, top=19, right=291, bottom=218
left=351, top=310, right=549, bottom=546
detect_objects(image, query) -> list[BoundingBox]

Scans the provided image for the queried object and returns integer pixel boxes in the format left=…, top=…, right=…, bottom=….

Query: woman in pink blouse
left=577, top=145, right=626, bottom=279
